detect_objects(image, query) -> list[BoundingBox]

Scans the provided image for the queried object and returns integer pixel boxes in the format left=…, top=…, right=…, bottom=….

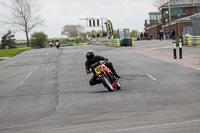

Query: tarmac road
left=0, top=42, right=200, bottom=133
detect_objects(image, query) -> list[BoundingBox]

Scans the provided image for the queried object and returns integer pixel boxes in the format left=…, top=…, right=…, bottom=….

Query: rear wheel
left=100, top=76, right=114, bottom=92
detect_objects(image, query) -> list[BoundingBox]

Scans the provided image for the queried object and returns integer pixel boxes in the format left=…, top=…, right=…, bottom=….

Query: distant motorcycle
left=55, top=42, right=60, bottom=49
left=89, top=61, right=121, bottom=92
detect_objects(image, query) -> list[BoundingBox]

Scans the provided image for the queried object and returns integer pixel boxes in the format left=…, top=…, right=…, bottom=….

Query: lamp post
left=168, top=0, right=171, bottom=24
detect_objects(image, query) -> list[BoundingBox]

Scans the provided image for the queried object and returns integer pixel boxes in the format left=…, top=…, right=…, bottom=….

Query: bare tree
left=153, top=0, right=169, bottom=8
left=1, top=0, right=43, bottom=47
left=61, top=25, right=85, bottom=38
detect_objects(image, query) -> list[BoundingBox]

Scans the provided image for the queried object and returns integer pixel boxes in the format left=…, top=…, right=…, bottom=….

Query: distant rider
left=55, top=39, right=60, bottom=49
left=49, top=40, right=53, bottom=48
left=85, top=51, right=121, bottom=86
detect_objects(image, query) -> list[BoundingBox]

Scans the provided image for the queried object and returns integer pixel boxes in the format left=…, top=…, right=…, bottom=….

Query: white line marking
left=47, top=53, right=49, bottom=55
left=19, top=80, right=25, bottom=85
left=19, top=60, right=43, bottom=85
left=19, top=71, right=33, bottom=85
left=95, top=119, right=200, bottom=133
left=25, top=71, right=33, bottom=79
left=146, top=73, right=157, bottom=81
left=34, top=65, right=39, bottom=69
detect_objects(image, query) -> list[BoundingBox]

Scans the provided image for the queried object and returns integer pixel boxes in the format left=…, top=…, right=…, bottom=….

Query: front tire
left=100, top=76, right=114, bottom=92
left=116, top=80, right=121, bottom=90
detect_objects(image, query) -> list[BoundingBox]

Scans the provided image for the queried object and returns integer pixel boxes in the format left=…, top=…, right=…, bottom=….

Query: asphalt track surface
left=0, top=43, right=200, bottom=133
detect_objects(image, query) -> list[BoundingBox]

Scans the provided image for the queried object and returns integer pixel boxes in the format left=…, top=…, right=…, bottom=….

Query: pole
left=168, top=0, right=171, bottom=23
left=101, top=18, right=104, bottom=32
left=179, top=38, right=182, bottom=59
left=168, top=0, right=171, bottom=35
left=173, top=40, right=177, bottom=59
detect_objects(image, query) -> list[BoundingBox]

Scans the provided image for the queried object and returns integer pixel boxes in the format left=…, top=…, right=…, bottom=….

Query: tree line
left=61, top=25, right=139, bottom=39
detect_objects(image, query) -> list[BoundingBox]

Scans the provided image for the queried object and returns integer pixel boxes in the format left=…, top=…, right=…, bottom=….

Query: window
left=170, top=8, right=186, bottom=16
left=157, top=14, right=162, bottom=20
left=182, top=8, right=186, bottom=14
left=194, top=7, right=200, bottom=13
left=150, top=14, right=161, bottom=20
left=151, top=15, right=157, bottom=20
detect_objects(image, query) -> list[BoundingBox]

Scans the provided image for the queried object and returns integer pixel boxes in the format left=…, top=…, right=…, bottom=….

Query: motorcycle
left=89, top=61, right=121, bottom=92
left=55, top=42, right=60, bottom=49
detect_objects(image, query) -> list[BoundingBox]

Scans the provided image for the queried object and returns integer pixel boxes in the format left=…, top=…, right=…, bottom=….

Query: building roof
left=160, top=0, right=200, bottom=9
left=171, top=13, right=200, bottom=23
left=189, top=13, right=200, bottom=20
left=149, top=12, right=161, bottom=14
left=170, top=0, right=200, bottom=6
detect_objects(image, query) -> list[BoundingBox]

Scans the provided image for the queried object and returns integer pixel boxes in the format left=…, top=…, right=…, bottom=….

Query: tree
left=1, top=30, right=16, bottom=49
left=130, top=30, right=139, bottom=38
left=153, top=0, right=169, bottom=8
left=30, top=32, right=47, bottom=48
left=61, top=25, right=85, bottom=38
left=1, top=0, right=43, bottom=47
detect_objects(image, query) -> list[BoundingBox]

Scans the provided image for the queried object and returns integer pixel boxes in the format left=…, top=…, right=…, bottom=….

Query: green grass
left=68, top=40, right=90, bottom=45
left=0, top=48, right=31, bottom=58
left=14, top=44, right=27, bottom=48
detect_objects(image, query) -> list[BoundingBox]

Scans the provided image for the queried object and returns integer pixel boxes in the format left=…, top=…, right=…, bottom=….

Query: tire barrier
left=183, top=36, right=200, bottom=46
left=121, top=38, right=133, bottom=47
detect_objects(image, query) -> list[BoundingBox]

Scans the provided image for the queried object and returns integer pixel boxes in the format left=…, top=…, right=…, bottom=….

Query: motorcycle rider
left=85, top=51, right=121, bottom=86
left=49, top=40, right=53, bottom=48
left=55, top=39, right=60, bottom=49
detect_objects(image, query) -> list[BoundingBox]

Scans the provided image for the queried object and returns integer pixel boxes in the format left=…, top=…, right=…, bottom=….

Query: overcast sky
left=0, top=0, right=158, bottom=40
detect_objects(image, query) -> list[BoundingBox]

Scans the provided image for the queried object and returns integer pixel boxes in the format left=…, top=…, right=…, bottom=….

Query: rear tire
left=100, top=76, right=114, bottom=92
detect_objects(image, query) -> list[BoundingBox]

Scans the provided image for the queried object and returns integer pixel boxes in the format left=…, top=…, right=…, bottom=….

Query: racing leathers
left=85, top=55, right=120, bottom=86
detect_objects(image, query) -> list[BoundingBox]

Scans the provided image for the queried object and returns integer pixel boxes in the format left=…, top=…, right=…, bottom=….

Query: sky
left=0, top=0, right=159, bottom=40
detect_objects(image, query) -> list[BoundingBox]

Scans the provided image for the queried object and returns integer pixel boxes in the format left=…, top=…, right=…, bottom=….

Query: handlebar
left=87, top=60, right=108, bottom=74
left=90, top=60, right=107, bottom=68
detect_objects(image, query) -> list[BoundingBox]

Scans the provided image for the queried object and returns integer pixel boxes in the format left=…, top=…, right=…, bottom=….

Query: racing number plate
left=94, top=65, right=103, bottom=74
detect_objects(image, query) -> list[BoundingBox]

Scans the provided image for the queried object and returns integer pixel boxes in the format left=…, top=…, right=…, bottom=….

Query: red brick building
left=145, top=0, right=200, bottom=39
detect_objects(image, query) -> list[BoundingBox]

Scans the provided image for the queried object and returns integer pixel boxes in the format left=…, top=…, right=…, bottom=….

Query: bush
left=30, top=32, right=48, bottom=48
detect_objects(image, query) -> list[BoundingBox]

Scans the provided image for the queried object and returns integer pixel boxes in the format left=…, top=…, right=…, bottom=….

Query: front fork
left=97, top=70, right=113, bottom=83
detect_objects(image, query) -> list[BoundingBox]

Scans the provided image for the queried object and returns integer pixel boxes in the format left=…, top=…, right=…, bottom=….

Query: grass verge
left=0, top=47, right=31, bottom=58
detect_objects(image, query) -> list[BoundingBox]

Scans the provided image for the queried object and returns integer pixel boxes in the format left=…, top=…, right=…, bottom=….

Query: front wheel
left=100, top=76, right=114, bottom=92
left=116, top=81, right=121, bottom=90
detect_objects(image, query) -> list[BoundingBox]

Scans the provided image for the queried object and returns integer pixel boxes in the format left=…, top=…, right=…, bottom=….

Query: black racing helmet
left=86, top=51, right=94, bottom=60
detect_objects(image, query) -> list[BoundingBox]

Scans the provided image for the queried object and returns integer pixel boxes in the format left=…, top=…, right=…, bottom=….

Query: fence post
left=173, top=40, right=177, bottom=59
left=179, top=38, right=182, bottom=59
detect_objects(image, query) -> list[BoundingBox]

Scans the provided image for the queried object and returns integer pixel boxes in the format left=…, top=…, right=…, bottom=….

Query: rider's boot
left=96, top=80, right=102, bottom=84
left=113, top=72, right=121, bottom=79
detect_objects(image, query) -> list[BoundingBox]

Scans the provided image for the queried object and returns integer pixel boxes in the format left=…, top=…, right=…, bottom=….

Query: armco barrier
left=183, top=36, right=200, bottom=46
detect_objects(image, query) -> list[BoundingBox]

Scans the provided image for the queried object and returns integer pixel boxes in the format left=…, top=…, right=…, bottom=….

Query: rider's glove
left=105, top=58, right=108, bottom=61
